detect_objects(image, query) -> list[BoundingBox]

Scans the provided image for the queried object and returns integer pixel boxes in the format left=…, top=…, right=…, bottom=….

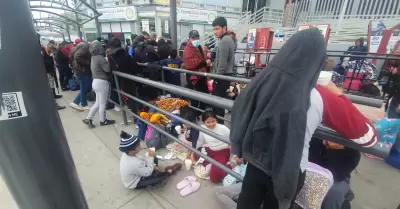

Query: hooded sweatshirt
left=89, top=41, right=111, bottom=81
left=346, top=37, right=368, bottom=61
left=69, top=43, right=91, bottom=75
left=230, top=28, right=327, bottom=209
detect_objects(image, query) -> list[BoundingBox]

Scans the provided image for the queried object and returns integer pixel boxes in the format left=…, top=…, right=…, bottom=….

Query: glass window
left=140, top=19, right=156, bottom=33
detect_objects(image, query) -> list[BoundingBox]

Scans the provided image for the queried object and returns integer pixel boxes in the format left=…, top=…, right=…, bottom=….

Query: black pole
left=0, top=1, right=88, bottom=209
left=90, top=0, right=102, bottom=38
left=170, top=0, right=178, bottom=49
left=74, top=0, right=83, bottom=39
left=66, top=24, right=72, bottom=42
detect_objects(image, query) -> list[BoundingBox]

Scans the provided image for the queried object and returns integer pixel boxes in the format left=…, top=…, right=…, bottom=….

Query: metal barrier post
left=160, top=66, right=166, bottom=95
left=114, top=74, right=128, bottom=125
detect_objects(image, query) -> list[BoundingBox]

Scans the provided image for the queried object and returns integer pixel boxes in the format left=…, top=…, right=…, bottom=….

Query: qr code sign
left=0, top=92, right=27, bottom=121
left=3, top=93, right=20, bottom=112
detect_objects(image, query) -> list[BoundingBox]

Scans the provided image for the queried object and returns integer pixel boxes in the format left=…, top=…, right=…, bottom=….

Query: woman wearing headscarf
left=230, top=29, right=327, bottom=209
left=231, top=28, right=377, bottom=209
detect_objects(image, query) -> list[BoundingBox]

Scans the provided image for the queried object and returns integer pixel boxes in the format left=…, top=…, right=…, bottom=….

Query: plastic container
left=317, top=71, right=333, bottom=86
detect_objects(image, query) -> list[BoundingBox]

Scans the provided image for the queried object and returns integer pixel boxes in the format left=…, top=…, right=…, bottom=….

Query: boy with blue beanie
left=119, top=131, right=182, bottom=189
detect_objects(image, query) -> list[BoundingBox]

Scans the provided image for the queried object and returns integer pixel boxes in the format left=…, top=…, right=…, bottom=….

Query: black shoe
left=83, top=119, right=95, bottom=128
left=100, top=119, right=115, bottom=126
left=54, top=94, right=63, bottom=99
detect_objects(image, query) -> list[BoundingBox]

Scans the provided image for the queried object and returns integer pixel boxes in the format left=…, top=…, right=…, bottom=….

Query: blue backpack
left=68, top=77, right=80, bottom=91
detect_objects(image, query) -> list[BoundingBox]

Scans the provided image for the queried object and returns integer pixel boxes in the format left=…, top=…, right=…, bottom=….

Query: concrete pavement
left=1, top=90, right=399, bottom=209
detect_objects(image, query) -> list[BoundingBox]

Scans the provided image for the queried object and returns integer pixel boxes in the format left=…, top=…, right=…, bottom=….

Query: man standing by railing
left=212, top=17, right=235, bottom=123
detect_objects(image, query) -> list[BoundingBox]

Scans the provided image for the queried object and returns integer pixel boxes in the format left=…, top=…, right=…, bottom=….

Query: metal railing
left=110, top=63, right=391, bottom=181
left=226, top=2, right=400, bottom=45
left=234, top=51, right=400, bottom=97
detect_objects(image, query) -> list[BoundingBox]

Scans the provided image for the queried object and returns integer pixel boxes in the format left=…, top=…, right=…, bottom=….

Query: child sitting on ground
left=119, top=131, right=182, bottom=189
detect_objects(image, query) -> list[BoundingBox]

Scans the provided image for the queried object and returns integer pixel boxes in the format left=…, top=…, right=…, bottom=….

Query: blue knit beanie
left=119, top=131, right=140, bottom=152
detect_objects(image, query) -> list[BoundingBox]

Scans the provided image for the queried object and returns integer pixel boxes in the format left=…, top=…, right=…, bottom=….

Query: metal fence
left=110, top=63, right=391, bottom=181
left=291, top=0, right=400, bottom=20
left=234, top=50, right=400, bottom=97
left=225, top=2, right=400, bottom=45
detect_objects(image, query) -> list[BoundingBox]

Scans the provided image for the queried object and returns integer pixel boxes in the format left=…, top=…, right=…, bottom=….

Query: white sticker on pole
left=0, top=92, right=28, bottom=121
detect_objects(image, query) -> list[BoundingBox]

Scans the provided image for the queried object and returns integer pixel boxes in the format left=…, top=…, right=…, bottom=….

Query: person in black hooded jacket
left=134, top=35, right=161, bottom=101
left=108, top=37, right=139, bottom=114
left=157, top=39, right=171, bottom=60
left=230, top=28, right=327, bottom=209
left=345, top=37, right=368, bottom=61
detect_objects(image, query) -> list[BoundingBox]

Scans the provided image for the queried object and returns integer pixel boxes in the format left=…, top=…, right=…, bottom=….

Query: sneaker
left=80, top=105, right=90, bottom=111
left=100, top=119, right=115, bottom=126
left=57, top=104, right=66, bottom=110
left=113, top=107, right=121, bottom=112
left=82, top=119, right=95, bottom=128
left=69, top=103, right=84, bottom=111
left=54, top=94, right=63, bottom=99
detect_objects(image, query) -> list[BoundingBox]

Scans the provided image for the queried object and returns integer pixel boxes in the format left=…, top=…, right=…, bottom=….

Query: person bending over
left=119, top=131, right=182, bottom=189
left=230, top=28, right=377, bottom=209
left=309, top=138, right=360, bottom=209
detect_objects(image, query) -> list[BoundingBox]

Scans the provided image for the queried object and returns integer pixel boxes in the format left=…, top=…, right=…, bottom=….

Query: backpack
left=145, top=124, right=171, bottom=150
left=55, top=49, right=68, bottom=66
left=68, top=76, right=80, bottom=91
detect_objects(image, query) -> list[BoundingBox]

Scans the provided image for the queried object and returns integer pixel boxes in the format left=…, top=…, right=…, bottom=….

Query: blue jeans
left=73, top=73, right=92, bottom=107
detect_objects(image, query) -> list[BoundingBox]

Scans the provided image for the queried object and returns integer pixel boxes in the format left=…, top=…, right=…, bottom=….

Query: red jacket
left=315, top=86, right=377, bottom=147
left=183, top=41, right=207, bottom=85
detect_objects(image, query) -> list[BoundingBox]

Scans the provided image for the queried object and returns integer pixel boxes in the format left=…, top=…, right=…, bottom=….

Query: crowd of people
left=37, top=16, right=399, bottom=209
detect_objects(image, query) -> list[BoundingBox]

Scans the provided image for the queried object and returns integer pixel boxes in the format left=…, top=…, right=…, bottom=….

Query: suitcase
left=343, top=71, right=364, bottom=91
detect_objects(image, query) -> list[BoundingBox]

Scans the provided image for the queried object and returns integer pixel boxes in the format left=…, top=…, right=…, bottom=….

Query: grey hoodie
left=230, top=28, right=326, bottom=209
left=90, top=41, right=111, bottom=81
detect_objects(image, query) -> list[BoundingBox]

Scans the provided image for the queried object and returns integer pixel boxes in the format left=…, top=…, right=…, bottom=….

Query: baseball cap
left=189, top=30, right=200, bottom=39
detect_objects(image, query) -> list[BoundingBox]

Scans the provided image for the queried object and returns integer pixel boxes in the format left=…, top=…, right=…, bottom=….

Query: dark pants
left=332, top=64, right=346, bottom=75
left=212, top=78, right=230, bottom=123
left=57, top=65, right=73, bottom=89
left=136, top=171, right=170, bottom=189
left=73, top=73, right=92, bottom=107
left=322, top=179, right=350, bottom=209
left=237, top=163, right=305, bottom=209
left=187, top=76, right=209, bottom=115
left=121, top=78, right=137, bottom=114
